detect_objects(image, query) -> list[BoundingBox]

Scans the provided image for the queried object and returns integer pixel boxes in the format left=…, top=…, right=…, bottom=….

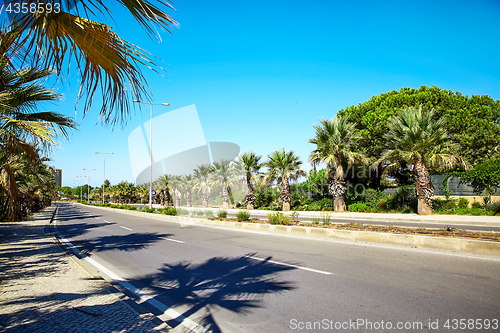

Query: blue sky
left=22, top=0, right=500, bottom=187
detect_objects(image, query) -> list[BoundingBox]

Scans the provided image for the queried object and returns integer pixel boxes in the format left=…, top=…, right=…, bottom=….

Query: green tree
left=263, top=149, right=306, bottom=211
left=338, top=85, right=500, bottom=167
left=309, top=115, right=368, bottom=212
left=453, top=157, right=500, bottom=201
left=210, top=160, right=238, bottom=209
left=235, top=152, right=263, bottom=210
left=2, top=1, right=177, bottom=126
left=194, top=164, right=213, bottom=208
left=374, top=106, right=469, bottom=215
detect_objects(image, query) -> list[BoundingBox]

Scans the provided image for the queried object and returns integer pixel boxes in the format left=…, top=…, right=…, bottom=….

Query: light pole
left=133, top=100, right=170, bottom=209
left=95, top=152, right=114, bottom=204
left=83, top=168, right=95, bottom=204
left=76, top=176, right=86, bottom=203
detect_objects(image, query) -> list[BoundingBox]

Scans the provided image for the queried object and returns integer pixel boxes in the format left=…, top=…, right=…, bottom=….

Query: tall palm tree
left=194, top=164, right=213, bottom=208
left=180, top=175, right=194, bottom=207
left=374, top=106, right=469, bottom=215
left=263, top=149, right=306, bottom=211
left=1, top=1, right=178, bottom=126
left=309, top=115, right=368, bottom=212
left=235, top=152, right=262, bottom=210
left=210, top=160, right=238, bottom=209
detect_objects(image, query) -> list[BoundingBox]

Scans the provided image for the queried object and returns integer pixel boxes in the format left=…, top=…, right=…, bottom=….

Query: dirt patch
left=205, top=217, right=500, bottom=242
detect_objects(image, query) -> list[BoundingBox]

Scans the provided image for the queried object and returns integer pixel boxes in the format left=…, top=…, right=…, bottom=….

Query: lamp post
left=83, top=168, right=95, bottom=204
left=133, top=100, right=170, bottom=209
left=76, top=176, right=86, bottom=203
left=95, top=152, right=114, bottom=204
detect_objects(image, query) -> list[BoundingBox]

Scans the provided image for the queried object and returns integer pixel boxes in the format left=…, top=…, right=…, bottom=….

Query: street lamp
left=83, top=168, right=95, bottom=204
left=95, top=152, right=114, bottom=204
left=133, top=100, right=170, bottom=209
left=76, top=175, right=86, bottom=203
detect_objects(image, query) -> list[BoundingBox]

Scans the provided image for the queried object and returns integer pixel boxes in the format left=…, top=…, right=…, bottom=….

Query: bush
left=485, top=202, right=500, bottom=215
left=204, top=210, right=213, bottom=218
left=348, top=202, right=368, bottom=212
left=377, top=199, right=388, bottom=210
left=142, top=207, right=155, bottom=213
left=471, top=202, right=482, bottom=209
left=126, top=205, right=137, bottom=210
left=267, top=212, right=291, bottom=225
left=445, top=200, right=457, bottom=210
left=162, top=207, right=177, bottom=216
left=176, top=208, right=189, bottom=215
left=236, top=210, right=251, bottom=221
left=458, top=198, right=469, bottom=209
left=217, top=210, right=228, bottom=218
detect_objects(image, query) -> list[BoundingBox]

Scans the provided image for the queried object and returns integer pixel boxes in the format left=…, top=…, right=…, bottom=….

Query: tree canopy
left=338, top=85, right=500, bottom=167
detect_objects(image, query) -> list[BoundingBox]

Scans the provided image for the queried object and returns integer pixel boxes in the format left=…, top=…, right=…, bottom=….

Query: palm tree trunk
left=281, top=176, right=291, bottom=211
left=328, top=167, right=346, bottom=213
left=415, top=160, right=433, bottom=215
left=185, top=190, right=192, bottom=207
left=245, top=173, right=256, bottom=210
left=222, top=184, right=230, bottom=209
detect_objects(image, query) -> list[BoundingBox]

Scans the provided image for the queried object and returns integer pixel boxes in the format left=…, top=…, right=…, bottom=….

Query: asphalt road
left=54, top=202, right=500, bottom=333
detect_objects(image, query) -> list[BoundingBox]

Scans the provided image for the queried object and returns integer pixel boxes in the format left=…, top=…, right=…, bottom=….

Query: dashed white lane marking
left=104, top=220, right=112, bottom=223
left=160, top=237, right=185, bottom=244
left=53, top=207, right=209, bottom=333
left=245, top=255, right=336, bottom=275
left=120, top=226, right=133, bottom=231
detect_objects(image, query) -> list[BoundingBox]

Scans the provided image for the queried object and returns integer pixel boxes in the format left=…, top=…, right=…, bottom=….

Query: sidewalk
left=0, top=205, right=165, bottom=333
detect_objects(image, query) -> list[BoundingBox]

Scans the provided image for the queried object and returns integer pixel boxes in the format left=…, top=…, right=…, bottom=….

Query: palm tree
left=168, top=175, right=182, bottom=207
left=374, top=106, right=469, bottom=215
left=0, top=62, right=76, bottom=221
left=235, top=152, right=262, bottom=210
left=210, top=160, right=238, bottom=209
left=263, top=149, right=306, bottom=211
left=1, top=2, right=178, bottom=126
left=180, top=175, right=194, bottom=207
left=194, top=164, right=213, bottom=208
left=309, top=115, right=368, bottom=212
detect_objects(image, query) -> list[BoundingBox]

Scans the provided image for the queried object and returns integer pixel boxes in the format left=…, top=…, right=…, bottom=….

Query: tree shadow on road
left=130, top=253, right=297, bottom=332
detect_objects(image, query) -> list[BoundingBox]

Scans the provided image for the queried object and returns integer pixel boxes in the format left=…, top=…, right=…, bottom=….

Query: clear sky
left=26, top=0, right=500, bottom=187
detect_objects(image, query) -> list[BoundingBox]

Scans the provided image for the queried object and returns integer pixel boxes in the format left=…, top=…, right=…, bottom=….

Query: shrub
left=377, top=199, right=388, bottom=210
left=204, top=210, right=213, bottom=218
left=267, top=212, right=291, bottom=225
left=348, top=202, right=368, bottom=212
left=236, top=210, right=251, bottom=221
left=445, top=200, right=457, bottom=210
left=176, top=208, right=189, bottom=215
left=162, top=207, right=177, bottom=216
left=485, top=202, right=500, bottom=215
left=471, top=202, right=482, bottom=209
left=142, top=207, right=155, bottom=213
left=458, top=198, right=469, bottom=209
left=217, top=210, right=228, bottom=218
left=127, top=205, right=137, bottom=210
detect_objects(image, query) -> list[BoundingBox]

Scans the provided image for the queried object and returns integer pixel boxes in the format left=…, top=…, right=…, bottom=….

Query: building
left=54, top=169, right=62, bottom=187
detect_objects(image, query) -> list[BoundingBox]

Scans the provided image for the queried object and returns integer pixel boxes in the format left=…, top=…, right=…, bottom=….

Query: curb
left=80, top=203, right=500, bottom=256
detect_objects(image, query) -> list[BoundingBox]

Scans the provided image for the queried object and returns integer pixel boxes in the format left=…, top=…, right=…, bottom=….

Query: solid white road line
left=53, top=207, right=209, bottom=333
left=120, top=226, right=133, bottom=231
left=245, top=255, right=336, bottom=275
left=160, top=237, right=185, bottom=244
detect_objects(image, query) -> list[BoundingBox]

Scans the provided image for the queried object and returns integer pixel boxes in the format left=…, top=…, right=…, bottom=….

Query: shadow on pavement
left=129, top=253, right=297, bottom=332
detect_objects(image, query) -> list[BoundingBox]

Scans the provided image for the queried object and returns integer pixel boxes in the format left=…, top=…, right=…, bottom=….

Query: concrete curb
left=80, top=203, right=500, bottom=256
